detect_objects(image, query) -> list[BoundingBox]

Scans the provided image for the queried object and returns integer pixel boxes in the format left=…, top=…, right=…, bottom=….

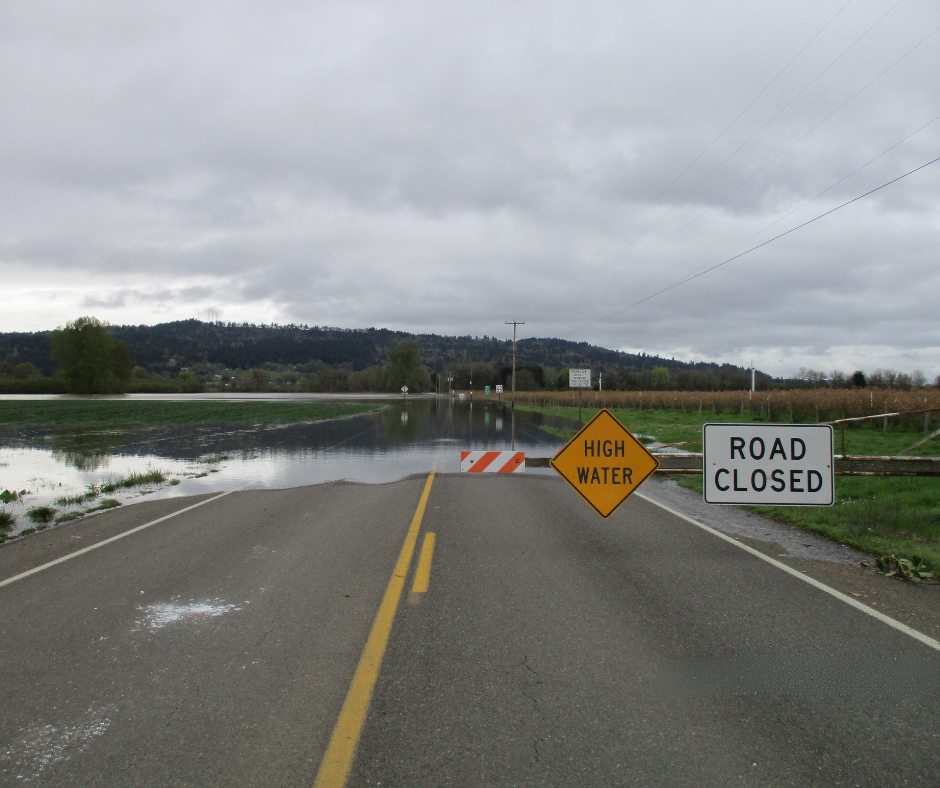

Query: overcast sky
left=2, top=0, right=938, bottom=378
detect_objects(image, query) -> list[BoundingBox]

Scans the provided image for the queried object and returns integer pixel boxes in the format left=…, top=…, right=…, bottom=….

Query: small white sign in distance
left=401, top=386, right=408, bottom=393
left=569, top=368, right=591, bottom=389
left=495, top=385, right=503, bottom=393
left=703, top=424, right=834, bottom=506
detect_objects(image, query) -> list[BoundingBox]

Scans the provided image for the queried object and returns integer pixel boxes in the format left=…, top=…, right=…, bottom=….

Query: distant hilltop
left=0, top=319, right=762, bottom=388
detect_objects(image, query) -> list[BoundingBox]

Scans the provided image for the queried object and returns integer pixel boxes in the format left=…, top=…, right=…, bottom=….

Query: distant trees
left=8, top=319, right=936, bottom=394
left=349, top=366, right=388, bottom=392
left=175, top=370, right=205, bottom=393
left=651, top=367, right=671, bottom=390
left=50, top=317, right=132, bottom=394
left=303, top=367, right=351, bottom=392
left=866, top=370, right=916, bottom=390
left=385, top=341, right=432, bottom=392
left=514, top=368, right=539, bottom=392
left=796, top=367, right=828, bottom=385
left=246, top=369, right=268, bottom=391
left=294, top=343, right=434, bottom=393
left=12, top=362, right=39, bottom=379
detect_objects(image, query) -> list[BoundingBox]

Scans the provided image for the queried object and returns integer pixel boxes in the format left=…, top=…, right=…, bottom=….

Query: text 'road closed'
left=703, top=424, right=833, bottom=506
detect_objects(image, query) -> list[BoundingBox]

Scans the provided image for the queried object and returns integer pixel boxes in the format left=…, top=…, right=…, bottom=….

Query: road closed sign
left=703, top=424, right=834, bottom=506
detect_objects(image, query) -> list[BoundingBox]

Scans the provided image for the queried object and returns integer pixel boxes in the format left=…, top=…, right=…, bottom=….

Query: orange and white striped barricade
left=459, top=451, right=525, bottom=473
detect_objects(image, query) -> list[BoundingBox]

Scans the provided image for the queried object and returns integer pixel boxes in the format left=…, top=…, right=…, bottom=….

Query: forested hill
left=0, top=320, right=750, bottom=379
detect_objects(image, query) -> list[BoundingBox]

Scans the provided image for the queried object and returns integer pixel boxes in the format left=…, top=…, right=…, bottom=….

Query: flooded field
left=0, top=397, right=571, bottom=538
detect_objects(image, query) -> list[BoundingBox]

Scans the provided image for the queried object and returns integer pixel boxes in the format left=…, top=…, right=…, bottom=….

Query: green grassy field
left=523, top=404, right=940, bottom=574
left=0, top=399, right=382, bottom=427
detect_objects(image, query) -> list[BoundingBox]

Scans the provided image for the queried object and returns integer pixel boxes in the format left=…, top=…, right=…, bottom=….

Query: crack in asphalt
left=253, top=627, right=274, bottom=649
left=165, top=698, right=187, bottom=727
left=522, top=653, right=538, bottom=676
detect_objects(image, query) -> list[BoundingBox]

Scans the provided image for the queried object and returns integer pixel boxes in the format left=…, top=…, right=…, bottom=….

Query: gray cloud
left=1, top=0, right=939, bottom=377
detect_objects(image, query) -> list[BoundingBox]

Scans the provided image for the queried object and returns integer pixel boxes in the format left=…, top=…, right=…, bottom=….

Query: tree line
left=1, top=317, right=935, bottom=394
left=0, top=319, right=731, bottom=378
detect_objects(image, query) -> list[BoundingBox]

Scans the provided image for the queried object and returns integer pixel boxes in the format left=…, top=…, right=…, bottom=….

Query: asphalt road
left=1, top=473, right=939, bottom=787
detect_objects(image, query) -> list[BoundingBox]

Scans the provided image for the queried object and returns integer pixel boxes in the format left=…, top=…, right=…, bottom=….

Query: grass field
left=522, top=403, right=940, bottom=575
left=0, top=399, right=382, bottom=427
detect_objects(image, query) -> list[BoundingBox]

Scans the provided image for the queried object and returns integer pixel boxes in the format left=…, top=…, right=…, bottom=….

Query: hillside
left=0, top=320, right=757, bottom=381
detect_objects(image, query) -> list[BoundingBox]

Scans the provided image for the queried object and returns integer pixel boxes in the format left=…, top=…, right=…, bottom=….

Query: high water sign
left=550, top=409, right=660, bottom=518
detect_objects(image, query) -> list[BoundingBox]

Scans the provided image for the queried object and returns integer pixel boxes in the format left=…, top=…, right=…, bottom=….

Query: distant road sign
left=401, top=386, right=408, bottom=394
left=569, top=369, right=591, bottom=389
left=460, top=451, right=525, bottom=473
left=550, top=409, right=659, bottom=518
left=485, top=386, right=491, bottom=395
left=703, top=424, right=833, bottom=506
left=495, top=385, right=503, bottom=393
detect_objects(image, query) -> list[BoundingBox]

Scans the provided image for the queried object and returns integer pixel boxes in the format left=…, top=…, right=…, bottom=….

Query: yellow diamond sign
left=550, top=409, right=660, bottom=518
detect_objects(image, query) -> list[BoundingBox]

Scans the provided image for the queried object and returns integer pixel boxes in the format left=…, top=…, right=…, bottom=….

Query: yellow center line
left=411, top=532, right=436, bottom=594
left=312, top=457, right=438, bottom=788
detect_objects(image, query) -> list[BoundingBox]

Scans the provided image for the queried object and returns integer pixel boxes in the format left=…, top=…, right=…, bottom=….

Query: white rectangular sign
left=569, top=368, right=591, bottom=389
left=495, top=385, right=503, bottom=393
left=703, top=424, right=834, bottom=506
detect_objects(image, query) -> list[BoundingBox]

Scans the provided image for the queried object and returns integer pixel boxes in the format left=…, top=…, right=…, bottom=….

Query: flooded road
left=0, top=398, right=572, bottom=536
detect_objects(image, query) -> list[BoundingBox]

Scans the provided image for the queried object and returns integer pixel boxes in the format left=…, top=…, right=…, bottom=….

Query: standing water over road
left=0, top=398, right=572, bottom=537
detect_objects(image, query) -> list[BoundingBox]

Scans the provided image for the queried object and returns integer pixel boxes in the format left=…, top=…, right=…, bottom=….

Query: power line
left=561, top=154, right=940, bottom=336
left=579, top=22, right=940, bottom=299
left=551, top=0, right=904, bottom=305
left=655, top=111, right=940, bottom=288
left=539, top=0, right=857, bottom=297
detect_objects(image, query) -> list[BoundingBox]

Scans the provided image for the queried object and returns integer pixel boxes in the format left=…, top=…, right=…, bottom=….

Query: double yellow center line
left=313, top=464, right=438, bottom=788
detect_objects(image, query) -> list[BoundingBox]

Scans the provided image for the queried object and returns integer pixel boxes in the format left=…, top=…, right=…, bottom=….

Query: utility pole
left=505, top=321, right=525, bottom=409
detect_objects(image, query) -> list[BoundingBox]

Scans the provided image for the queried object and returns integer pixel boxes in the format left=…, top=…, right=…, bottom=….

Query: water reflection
left=51, top=430, right=131, bottom=471
left=0, top=399, right=574, bottom=534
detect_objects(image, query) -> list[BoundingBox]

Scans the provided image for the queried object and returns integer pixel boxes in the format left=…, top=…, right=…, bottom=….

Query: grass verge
left=0, top=400, right=382, bottom=428
left=26, top=506, right=56, bottom=524
left=524, top=404, right=940, bottom=574
left=99, top=470, right=166, bottom=493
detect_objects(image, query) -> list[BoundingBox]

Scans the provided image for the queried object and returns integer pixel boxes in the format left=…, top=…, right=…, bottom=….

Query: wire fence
left=512, top=388, right=940, bottom=427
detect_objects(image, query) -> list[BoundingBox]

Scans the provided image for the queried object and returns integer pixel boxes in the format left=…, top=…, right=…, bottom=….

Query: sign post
left=401, top=385, right=408, bottom=399
left=569, top=368, right=591, bottom=424
left=550, top=409, right=660, bottom=518
left=702, top=424, right=833, bottom=505
left=495, top=384, right=503, bottom=404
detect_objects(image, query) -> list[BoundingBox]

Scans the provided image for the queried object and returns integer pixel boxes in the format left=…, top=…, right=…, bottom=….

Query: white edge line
left=636, top=491, right=940, bottom=654
left=0, top=490, right=233, bottom=589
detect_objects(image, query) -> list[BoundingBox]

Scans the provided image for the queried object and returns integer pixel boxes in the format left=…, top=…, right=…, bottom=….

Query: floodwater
left=0, top=397, right=574, bottom=538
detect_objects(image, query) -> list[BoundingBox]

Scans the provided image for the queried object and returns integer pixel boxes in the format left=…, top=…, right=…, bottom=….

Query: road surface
left=1, top=472, right=938, bottom=786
